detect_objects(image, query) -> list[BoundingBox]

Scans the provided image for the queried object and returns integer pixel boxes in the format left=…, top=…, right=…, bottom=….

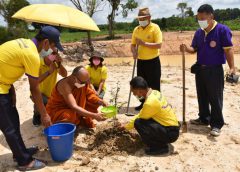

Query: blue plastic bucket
left=44, top=123, right=76, bottom=162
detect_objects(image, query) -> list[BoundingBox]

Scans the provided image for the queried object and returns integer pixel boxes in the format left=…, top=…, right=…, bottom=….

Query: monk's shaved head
left=72, top=66, right=89, bottom=82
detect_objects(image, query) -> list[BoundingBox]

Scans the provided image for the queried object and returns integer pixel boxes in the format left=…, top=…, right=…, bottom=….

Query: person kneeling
left=46, top=66, right=107, bottom=128
left=120, top=76, right=180, bottom=155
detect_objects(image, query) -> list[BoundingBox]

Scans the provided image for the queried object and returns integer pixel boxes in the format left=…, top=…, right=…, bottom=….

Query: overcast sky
left=1, top=0, right=240, bottom=26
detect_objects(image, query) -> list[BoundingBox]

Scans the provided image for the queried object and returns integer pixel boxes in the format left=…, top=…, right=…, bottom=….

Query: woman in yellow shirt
left=85, top=51, right=107, bottom=99
left=120, top=76, right=180, bottom=155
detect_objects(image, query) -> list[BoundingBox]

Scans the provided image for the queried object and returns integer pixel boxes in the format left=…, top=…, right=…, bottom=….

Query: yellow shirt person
left=121, top=76, right=179, bottom=155
left=125, top=89, right=179, bottom=130
left=85, top=51, right=107, bottom=99
left=0, top=39, right=40, bottom=94
left=33, top=53, right=67, bottom=126
left=131, top=8, right=163, bottom=111
left=132, top=22, right=163, bottom=60
left=0, top=26, right=64, bottom=170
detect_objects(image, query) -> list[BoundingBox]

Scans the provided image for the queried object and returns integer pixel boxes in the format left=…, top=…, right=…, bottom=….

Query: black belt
left=199, top=64, right=222, bottom=69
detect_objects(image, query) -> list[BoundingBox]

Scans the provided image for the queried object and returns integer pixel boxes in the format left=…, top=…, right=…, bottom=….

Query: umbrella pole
left=182, top=48, right=187, bottom=133
left=125, top=58, right=137, bottom=116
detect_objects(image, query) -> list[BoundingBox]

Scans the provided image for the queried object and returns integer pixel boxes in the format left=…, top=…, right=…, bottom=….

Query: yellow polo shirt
left=125, top=90, right=179, bottom=130
left=85, top=65, right=107, bottom=91
left=131, top=22, right=163, bottom=60
left=39, top=58, right=58, bottom=97
left=0, top=39, right=40, bottom=94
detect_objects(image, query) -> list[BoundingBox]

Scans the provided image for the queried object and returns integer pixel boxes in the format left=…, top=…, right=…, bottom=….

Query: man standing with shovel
left=131, top=7, right=163, bottom=111
left=180, top=4, right=236, bottom=137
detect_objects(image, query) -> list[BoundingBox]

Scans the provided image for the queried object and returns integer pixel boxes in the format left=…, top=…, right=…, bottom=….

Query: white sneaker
left=210, top=128, right=221, bottom=137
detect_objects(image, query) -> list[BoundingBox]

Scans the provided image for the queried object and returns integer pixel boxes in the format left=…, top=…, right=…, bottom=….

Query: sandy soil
left=0, top=56, right=240, bottom=172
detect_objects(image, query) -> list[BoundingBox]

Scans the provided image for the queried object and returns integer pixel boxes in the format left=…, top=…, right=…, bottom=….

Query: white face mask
left=74, top=83, right=85, bottom=89
left=139, top=20, right=149, bottom=27
left=40, top=48, right=53, bottom=58
left=198, top=20, right=209, bottom=29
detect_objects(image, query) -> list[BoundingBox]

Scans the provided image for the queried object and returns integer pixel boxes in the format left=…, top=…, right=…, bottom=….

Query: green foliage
left=0, top=0, right=29, bottom=41
left=0, top=26, right=8, bottom=44
left=214, top=8, right=240, bottom=22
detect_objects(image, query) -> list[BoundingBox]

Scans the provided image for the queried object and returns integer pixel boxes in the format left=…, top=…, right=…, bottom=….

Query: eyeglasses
left=74, top=75, right=87, bottom=85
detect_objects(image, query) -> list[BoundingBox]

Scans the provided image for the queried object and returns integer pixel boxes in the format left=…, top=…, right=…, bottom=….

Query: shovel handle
left=182, top=49, right=186, bottom=123
left=126, top=59, right=137, bottom=115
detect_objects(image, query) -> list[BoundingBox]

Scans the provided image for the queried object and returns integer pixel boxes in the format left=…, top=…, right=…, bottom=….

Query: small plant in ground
left=109, top=81, right=126, bottom=125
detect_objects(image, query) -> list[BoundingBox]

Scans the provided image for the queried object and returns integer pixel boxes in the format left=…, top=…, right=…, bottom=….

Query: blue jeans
left=0, top=93, right=33, bottom=166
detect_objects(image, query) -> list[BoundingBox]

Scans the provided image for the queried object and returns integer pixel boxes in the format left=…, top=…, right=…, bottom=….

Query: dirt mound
left=77, top=122, right=143, bottom=158
left=62, top=31, right=240, bottom=58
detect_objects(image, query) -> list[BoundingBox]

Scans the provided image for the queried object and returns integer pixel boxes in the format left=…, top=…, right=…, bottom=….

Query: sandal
left=13, top=146, right=39, bottom=162
left=18, top=159, right=46, bottom=171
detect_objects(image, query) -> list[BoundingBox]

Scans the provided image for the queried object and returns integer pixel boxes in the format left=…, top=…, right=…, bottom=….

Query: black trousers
left=195, top=65, right=224, bottom=129
left=137, top=57, right=161, bottom=91
left=0, top=93, right=33, bottom=166
left=134, top=118, right=179, bottom=148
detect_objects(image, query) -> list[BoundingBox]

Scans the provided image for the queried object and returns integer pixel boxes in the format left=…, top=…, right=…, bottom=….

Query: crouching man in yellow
left=120, top=76, right=180, bottom=155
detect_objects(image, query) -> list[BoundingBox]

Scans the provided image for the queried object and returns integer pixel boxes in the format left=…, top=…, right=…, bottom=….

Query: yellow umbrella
left=12, top=4, right=100, bottom=31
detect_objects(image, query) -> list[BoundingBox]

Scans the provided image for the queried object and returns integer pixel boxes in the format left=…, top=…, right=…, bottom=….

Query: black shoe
left=135, top=103, right=144, bottom=111
left=33, top=114, right=41, bottom=126
left=13, top=146, right=39, bottom=161
left=145, top=146, right=169, bottom=155
left=190, top=118, right=209, bottom=126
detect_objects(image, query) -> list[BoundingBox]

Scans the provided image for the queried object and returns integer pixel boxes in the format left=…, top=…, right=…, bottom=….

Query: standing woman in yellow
left=85, top=51, right=107, bottom=99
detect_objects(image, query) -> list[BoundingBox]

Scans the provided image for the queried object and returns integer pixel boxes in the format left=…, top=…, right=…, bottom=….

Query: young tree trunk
left=87, top=31, right=94, bottom=51
left=108, top=8, right=115, bottom=39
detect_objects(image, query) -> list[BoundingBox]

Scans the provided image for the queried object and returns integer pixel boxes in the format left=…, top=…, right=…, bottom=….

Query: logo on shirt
left=147, top=35, right=151, bottom=39
left=210, top=41, right=217, bottom=48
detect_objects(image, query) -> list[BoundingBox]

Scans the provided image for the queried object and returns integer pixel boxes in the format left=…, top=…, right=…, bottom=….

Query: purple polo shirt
left=191, top=23, right=233, bottom=65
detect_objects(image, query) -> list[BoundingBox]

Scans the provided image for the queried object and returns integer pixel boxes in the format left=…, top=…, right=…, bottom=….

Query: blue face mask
left=39, top=48, right=53, bottom=58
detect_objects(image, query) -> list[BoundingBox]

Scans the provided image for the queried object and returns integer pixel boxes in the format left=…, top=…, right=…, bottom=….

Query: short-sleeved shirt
left=0, top=39, right=40, bottom=94
left=125, top=89, right=179, bottom=130
left=131, top=22, right=163, bottom=60
left=39, top=58, right=58, bottom=97
left=191, top=21, right=233, bottom=65
left=85, top=65, right=107, bottom=91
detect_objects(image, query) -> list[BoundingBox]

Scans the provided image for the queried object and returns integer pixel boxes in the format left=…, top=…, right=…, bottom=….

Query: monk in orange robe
left=46, top=66, right=107, bottom=128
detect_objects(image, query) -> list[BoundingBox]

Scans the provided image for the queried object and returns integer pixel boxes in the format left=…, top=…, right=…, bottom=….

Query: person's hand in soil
left=116, top=122, right=126, bottom=131
left=93, top=113, right=106, bottom=121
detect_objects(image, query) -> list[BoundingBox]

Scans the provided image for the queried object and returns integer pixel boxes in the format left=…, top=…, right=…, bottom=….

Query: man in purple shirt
left=180, top=4, right=236, bottom=136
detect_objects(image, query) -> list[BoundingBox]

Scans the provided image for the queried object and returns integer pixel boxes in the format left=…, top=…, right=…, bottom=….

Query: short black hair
left=72, top=66, right=84, bottom=75
left=197, top=4, right=214, bottom=14
left=130, top=76, right=148, bottom=89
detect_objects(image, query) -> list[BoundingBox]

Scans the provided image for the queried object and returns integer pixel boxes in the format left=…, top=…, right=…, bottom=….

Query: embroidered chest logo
left=147, top=35, right=151, bottom=39
left=210, top=41, right=217, bottom=48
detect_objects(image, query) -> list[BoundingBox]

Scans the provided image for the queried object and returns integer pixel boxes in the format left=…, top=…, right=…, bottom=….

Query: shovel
left=125, top=58, right=137, bottom=116
left=182, top=47, right=187, bottom=133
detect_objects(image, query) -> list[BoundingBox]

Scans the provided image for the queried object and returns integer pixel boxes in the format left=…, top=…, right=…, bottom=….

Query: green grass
left=27, top=30, right=131, bottom=43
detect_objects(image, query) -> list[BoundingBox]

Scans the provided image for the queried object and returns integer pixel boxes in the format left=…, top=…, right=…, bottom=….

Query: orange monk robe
left=46, top=84, right=102, bottom=128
